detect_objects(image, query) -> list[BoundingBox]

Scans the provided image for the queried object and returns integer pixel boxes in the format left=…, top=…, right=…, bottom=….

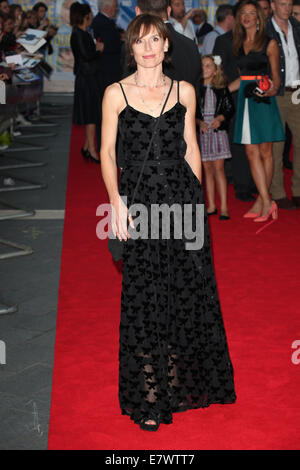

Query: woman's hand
left=38, top=18, right=49, bottom=30
left=199, top=121, right=209, bottom=133
left=15, top=45, right=24, bottom=54
left=210, top=115, right=224, bottom=130
left=96, top=41, right=104, bottom=53
left=258, top=79, right=278, bottom=97
left=111, top=195, right=135, bottom=242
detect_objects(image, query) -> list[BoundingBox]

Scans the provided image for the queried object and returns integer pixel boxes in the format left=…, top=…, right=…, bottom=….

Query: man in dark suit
left=92, top=0, right=122, bottom=89
left=92, top=0, right=122, bottom=150
left=135, top=0, right=201, bottom=90
left=213, top=29, right=255, bottom=202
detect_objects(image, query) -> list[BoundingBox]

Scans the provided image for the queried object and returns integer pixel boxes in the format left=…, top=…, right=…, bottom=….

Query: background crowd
left=1, top=0, right=298, bottom=216
left=69, top=0, right=300, bottom=219
left=0, top=1, right=57, bottom=58
left=0, top=1, right=58, bottom=142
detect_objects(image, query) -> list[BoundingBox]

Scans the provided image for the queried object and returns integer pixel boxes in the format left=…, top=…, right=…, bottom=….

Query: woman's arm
left=264, top=38, right=280, bottom=97
left=100, top=83, right=134, bottom=241
left=228, top=77, right=240, bottom=93
left=72, top=29, right=102, bottom=63
left=180, top=81, right=202, bottom=184
left=211, top=88, right=235, bottom=129
left=219, top=87, right=235, bottom=121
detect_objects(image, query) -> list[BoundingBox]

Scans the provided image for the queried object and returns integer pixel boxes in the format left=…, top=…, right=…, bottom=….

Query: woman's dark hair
left=9, top=4, right=22, bottom=19
left=33, top=2, right=48, bottom=12
left=233, top=0, right=267, bottom=56
left=2, top=13, right=14, bottom=24
left=80, top=3, right=92, bottom=17
left=126, top=13, right=171, bottom=68
left=26, top=9, right=37, bottom=18
left=70, top=2, right=91, bottom=26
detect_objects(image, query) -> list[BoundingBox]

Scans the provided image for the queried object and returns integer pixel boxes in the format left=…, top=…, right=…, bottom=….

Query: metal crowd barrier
left=0, top=301, right=18, bottom=315
left=0, top=77, right=51, bottom=314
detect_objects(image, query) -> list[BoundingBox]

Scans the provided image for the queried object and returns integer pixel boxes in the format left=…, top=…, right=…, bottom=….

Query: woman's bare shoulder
left=104, top=82, right=122, bottom=100
left=178, top=80, right=196, bottom=105
left=104, top=75, right=135, bottom=108
left=103, top=82, right=126, bottom=114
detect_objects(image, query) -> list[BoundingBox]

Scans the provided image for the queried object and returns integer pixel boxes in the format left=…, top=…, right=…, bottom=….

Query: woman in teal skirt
left=229, top=0, right=285, bottom=222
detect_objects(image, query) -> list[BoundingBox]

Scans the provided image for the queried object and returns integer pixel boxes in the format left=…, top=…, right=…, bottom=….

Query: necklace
left=134, top=72, right=166, bottom=88
left=134, top=73, right=167, bottom=116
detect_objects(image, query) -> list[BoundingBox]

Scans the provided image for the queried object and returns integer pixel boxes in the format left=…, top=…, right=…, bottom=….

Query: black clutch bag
left=243, top=81, right=270, bottom=104
left=108, top=223, right=138, bottom=262
left=108, top=236, right=124, bottom=262
left=108, top=82, right=173, bottom=262
left=244, top=82, right=257, bottom=98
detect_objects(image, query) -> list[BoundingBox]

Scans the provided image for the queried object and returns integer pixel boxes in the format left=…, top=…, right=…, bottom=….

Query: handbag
left=108, top=81, right=174, bottom=262
left=243, top=75, right=271, bottom=104
left=257, top=75, right=271, bottom=93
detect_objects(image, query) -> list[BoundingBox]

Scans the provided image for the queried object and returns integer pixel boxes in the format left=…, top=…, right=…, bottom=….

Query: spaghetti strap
left=161, top=79, right=174, bottom=115
left=177, top=80, right=180, bottom=103
left=119, top=82, right=128, bottom=106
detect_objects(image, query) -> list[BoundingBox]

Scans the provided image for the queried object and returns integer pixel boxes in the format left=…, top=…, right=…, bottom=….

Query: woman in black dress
left=70, top=2, right=103, bottom=163
left=101, top=14, right=236, bottom=432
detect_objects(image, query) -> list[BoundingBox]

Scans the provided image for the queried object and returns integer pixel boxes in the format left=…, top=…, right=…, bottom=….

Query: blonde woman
left=197, top=54, right=234, bottom=220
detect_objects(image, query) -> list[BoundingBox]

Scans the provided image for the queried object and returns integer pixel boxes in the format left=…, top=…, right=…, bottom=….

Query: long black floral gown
left=116, top=80, right=236, bottom=425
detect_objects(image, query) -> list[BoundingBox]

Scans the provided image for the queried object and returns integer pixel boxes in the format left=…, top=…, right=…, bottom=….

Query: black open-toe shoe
left=207, top=208, right=217, bottom=216
left=81, top=148, right=89, bottom=160
left=86, top=149, right=100, bottom=164
left=139, top=414, right=160, bottom=432
left=220, top=214, right=230, bottom=220
left=81, top=148, right=100, bottom=164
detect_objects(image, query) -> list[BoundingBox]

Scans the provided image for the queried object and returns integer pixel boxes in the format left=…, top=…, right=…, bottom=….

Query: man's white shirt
left=272, top=17, right=300, bottom=87
left=169, top=17, right=197, bottom=42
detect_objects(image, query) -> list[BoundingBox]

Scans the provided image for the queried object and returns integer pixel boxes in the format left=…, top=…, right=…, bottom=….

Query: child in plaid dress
left=196, top=55, right=234, bottom=220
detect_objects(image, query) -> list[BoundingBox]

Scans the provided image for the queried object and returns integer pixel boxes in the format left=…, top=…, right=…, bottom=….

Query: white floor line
left=0, top=209, right=65, bottom=219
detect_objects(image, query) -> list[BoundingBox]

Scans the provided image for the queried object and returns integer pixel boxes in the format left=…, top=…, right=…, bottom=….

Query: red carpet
left=48, top=125, right=300, bottom=450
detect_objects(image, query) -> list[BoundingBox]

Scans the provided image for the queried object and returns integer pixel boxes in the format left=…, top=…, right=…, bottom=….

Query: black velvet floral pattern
left=117, top=81, right=236, bottom=426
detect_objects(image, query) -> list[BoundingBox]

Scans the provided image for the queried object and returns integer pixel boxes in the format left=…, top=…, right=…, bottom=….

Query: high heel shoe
left=243, top=210, right=262, bottom=218
left=139, top=413, right=160, bottom=432
left=207, top=208, right=217, bottom=216
left=81, top=147, right=89, bottom=160
left=81, top=148, right=100, bottom=164
left=86, top=149, right=100, bottom=164
left=254, top=201, right=278, bottom=222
